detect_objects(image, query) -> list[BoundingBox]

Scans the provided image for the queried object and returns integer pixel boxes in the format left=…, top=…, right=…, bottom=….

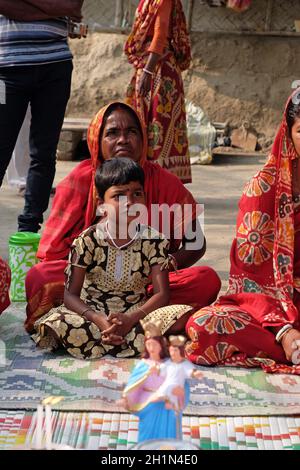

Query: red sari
left=125, top=0, right=192, bottom=183
left=186, top=92, right=300, bottom=374
left=25, top=101, right=220, bottom=332
left=0, top=257, right=10, bottom=314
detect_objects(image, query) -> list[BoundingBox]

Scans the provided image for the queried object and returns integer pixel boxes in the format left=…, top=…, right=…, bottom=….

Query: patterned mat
left=1, top=410, right=300, bottom=450
left=1, top=305, right=300, bottom=415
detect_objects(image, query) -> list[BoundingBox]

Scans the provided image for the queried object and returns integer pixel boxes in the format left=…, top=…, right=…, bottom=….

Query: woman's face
left=291, top=116, right=300, bottom=157
left=101, top=108, right=143, bottom=162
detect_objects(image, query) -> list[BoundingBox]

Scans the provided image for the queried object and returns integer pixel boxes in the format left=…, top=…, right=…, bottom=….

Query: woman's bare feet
left=281, top=328, right=300, bottom=363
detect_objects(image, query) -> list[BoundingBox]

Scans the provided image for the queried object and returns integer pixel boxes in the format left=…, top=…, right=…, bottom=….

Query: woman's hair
left=286, top=96, right=300, bottom=134
left=95, top=157, right=145, bottom=199
left=143, top=336, right=169, bottom=359
left=99, top=102, right=143, bottom=155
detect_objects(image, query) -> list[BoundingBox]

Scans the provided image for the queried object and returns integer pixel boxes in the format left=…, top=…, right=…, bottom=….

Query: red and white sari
left=186, top=91, right=300, bottom=374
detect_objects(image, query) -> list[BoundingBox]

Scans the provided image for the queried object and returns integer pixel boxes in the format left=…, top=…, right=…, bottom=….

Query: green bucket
left=8, top=232, right=41, bottom=301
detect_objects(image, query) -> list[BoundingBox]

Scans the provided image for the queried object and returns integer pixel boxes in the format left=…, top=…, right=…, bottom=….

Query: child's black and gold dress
left=32, top=225, right=191, bottom=359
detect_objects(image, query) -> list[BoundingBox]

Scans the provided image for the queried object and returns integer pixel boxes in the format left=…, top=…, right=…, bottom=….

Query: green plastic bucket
left=8, top=232, right=41, bottom=301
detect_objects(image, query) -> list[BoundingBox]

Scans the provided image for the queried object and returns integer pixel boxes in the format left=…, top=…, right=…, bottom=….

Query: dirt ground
left=67, top=31, right=300, bottom=148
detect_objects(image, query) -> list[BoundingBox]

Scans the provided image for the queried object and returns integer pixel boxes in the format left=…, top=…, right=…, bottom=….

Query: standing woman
left=6, top=106, right=31, bottom=194
left=125, top=0, right=192, bottom=183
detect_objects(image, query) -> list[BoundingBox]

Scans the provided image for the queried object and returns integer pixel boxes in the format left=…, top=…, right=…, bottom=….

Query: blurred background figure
left=125, top=0, right=192, bottom=183
left=0, top=0, right=84, bottom=232
left=6, top=106, right=30, bottom=196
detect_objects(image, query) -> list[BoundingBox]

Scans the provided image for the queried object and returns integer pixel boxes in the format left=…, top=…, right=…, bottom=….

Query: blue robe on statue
left=123, top=360, right=190, bottom=442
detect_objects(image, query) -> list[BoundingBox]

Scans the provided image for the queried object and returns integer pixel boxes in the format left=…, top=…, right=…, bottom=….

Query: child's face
left=101, top=180, right=146, bottom=226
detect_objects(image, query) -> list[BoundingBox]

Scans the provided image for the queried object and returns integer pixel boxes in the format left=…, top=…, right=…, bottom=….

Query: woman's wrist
left=281, top=328, right=299, bottom=353
left=275, top=324, right=293, bottom=343
left=80, top=306, right=94, bottom=317
left=84, top=309, right=104, bottom=323
left=168, top=254, right=178, bottom=271
left=125, top=309, right=141, bottom=326
left=279, top=327, right=298, bottom=347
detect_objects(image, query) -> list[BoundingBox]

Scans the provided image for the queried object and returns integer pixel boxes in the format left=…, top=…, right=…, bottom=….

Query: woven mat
left=1, top=410, right=300, bottom=450
left=1, top=305, right=300, bottom=415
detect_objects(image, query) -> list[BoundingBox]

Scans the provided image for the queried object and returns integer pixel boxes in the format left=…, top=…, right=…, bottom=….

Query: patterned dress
left=32, top=225, right=187, bottom=359
left=185, top=90, right=300, bottom=375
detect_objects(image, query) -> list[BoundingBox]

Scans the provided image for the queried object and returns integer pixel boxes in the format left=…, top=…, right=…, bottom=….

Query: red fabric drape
left=186, top=90, right=300, bottom=374
left=0, top=257, right=10, bottom=315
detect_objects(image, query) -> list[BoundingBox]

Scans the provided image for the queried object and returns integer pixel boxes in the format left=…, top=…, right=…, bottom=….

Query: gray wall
left=82, top=0, right=300, bottom=33
left=67, top=1, right=300, bottom=142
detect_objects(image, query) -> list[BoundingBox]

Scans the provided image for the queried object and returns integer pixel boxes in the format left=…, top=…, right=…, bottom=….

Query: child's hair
left=95, top=157, right=145, bottom=199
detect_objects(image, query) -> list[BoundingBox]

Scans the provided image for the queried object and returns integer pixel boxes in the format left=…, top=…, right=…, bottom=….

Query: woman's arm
left=138, top=0, right=172, bottom=97
left=138, top=52, right=160, bottom=97
left=279, top=328, right=300, bottom=362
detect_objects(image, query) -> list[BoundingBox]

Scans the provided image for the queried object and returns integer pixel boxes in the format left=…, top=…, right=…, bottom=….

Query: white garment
left=156, top=359, right=195, bottom=409
left=6, top=106, right=31, bottom=188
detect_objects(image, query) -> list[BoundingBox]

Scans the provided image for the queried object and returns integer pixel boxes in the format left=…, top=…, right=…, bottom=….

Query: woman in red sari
left=0, top=257, right=10, bottom=314
left=25, top=101, right=221, bottom=332
left=125, top=0, right=192, bottom=183
left=186, top=90, right=300, bottom=374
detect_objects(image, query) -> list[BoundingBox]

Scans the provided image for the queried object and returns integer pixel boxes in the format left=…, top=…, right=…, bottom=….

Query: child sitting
left=32, top=158, right=191, bottom=359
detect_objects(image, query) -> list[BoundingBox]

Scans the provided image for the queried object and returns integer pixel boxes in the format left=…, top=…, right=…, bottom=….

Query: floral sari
left=125, top=0, right=192, bottom=183
left=186, top=91, right=300, bottom=374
